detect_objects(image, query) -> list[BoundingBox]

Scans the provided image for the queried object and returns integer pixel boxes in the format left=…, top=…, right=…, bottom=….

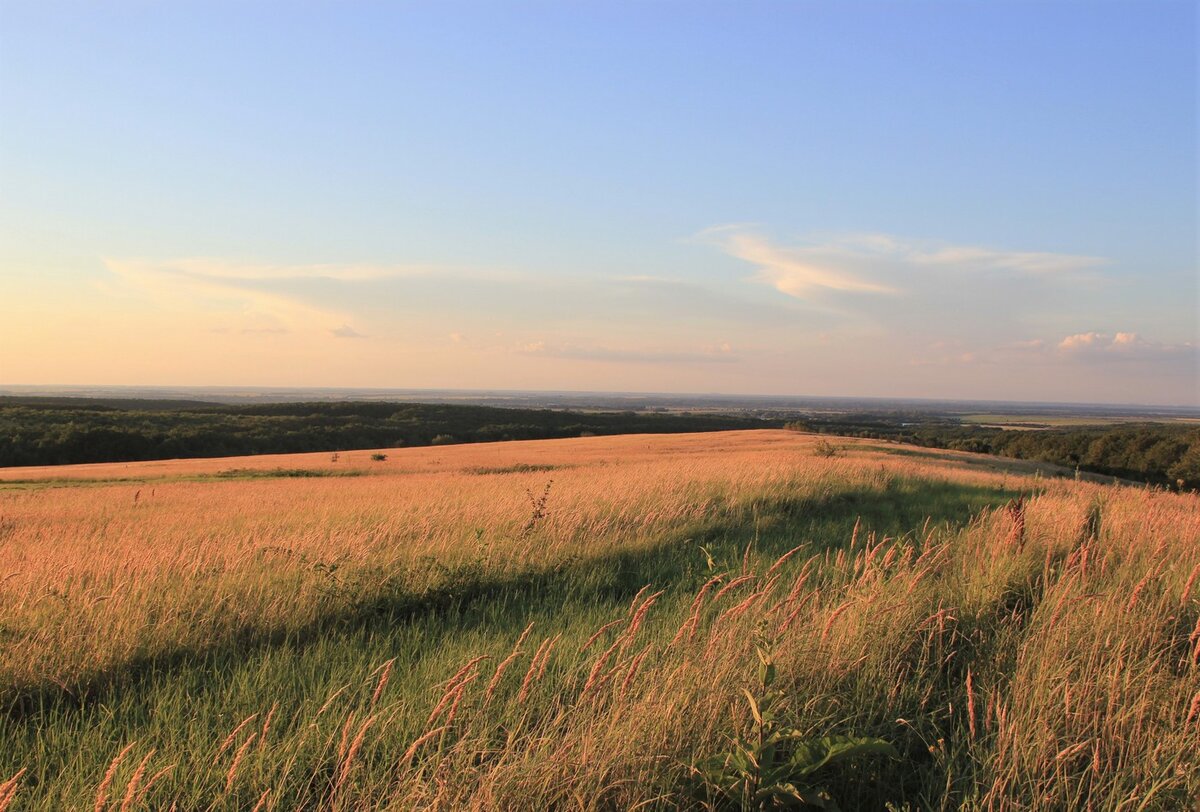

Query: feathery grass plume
left=401, top=726, right=448, bottom=766
left=94, top=741, right=138, bottom=812
left=625, top=590, right=664, bottom=641
left=1186, top=692, right=1200, bottom=727
left=517, top=636, right=555, bottom=704
left=441, top=656, right=491, bottom=691
left=442, top=683, right=470, bottom=727
left=626, top=584, right=652, bottom=616
left=250, top=789, right=271, bottom=812
left=1126, top=573, right=1153, bottom=611
left=966, top=669, right=977, bottom=741
left=1055, top=741, right=1090, bottom=762
left=778, top=591, right=818, bottom=633
left=579, top=619, right=623, bottom=653
left=534, top=633, right=560, bottom=680
left=224, top=733, right=257, bottom=792
left=712, top=574, right=755, bottom=603
left=820, top=599, right=855, bottom=643
left=370, top=660, right=395, bottom=708
left=485, top=622, right=535, bottom=704
left=214, top=714, right=259, bottom=763
left=336, top=712, right=357, bottom=763
left=619, top=647, right=651, bottom=697
left=118, top=749, right=155, bottom=812
left=670, top=573, right=725, bottom=647
left=783, top=558, right=817, bottom=604
left=581, top=636, right=625, bottom=697
left=315, top=686, right=350, bottom=718
left=765, top=543, right=805, bottom=579
left=718, top=587, right=768, bottom=624
left=137, top=763, right=176, bottom=806
left=334, top=714, right=378, bottom=795
left=0, top=769, right=27, bottom=812
left=258, top=703, right=278, bottom=752
left=1182, top=563, right=1200, bottom=605
left=426, top=675, right=476, bottom=728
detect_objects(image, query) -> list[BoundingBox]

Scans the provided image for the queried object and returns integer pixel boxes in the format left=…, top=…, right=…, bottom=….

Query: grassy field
left=0, top=430, right=1197, bottom=809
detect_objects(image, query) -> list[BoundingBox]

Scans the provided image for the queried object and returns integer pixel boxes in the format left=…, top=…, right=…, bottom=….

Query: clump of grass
left=465, top=463, right=563, bottom=476
left=214, top=468, right=364, bottom=479
left=812, top=438, right=841, bottom=458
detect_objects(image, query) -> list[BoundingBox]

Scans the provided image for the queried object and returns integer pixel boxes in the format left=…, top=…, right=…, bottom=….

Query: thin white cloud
left=701, top=226, right=1107, bottom=302
left=700, top=227, right=895, bottom=298
left=826, top=232, right=1106, bottom=275
left=104, top=258, right=349, bottom=328
left=102, top=258, right=439, bottom=334
left=111, top=258, right=434, bottom=282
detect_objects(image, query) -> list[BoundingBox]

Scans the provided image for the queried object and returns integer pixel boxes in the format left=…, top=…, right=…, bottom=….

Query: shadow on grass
left=3, top=478, right=1017, bottom=725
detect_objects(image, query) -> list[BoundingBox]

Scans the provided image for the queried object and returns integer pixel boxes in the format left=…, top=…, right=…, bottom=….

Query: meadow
left=0, top=430, right=1196, bottom=809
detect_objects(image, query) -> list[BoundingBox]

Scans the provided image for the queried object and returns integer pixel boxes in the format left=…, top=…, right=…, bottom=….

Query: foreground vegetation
left=0, top=430, right=1197, bottom=809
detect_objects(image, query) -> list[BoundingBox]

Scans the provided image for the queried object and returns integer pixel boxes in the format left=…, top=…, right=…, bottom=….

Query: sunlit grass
left=0, top=430, right=1195, bottom=809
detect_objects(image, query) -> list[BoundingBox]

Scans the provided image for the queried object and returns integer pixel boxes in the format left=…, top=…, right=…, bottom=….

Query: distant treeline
left=791, top=418, right=1200, bottom=490
left=0, top=398, right=780, bottom=467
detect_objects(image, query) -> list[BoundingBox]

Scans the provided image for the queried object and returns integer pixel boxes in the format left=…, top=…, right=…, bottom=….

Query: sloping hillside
left=0, top=431, right=1196, bottom=809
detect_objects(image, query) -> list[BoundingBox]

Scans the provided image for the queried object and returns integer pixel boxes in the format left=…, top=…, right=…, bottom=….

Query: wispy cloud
left=700, top=226, right=1107, bottom=302
left=826, top=233, right=1106, bottom=275
left=102, top=258, right=432, bottom=334
left=110, top=258, right=430, bottom=283
left=700, top=226, right=896, bottom=298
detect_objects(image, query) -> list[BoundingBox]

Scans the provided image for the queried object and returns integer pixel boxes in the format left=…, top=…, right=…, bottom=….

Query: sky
left=1, top=1, right=1196, bottom=406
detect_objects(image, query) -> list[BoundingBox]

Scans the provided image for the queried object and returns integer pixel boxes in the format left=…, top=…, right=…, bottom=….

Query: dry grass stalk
left=225, top=733, right=258, bottom=792
left=94, top=741, right=138, bottom=812
left=579, top=620, right=623, bottom=653
left=118, top=749, right=155, bottom=812
left=214, top=714, right=259, bottom=763
left=370, top=660, right=395, bottom=708
left=0, top=769, right=27, bottom=812
left=485, top=622, right=536, bottom=703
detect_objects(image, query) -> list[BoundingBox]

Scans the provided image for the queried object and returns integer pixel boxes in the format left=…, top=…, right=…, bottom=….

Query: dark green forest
left=0, top=398, right=777, bottom=467
left=791, top=418, right=1200, bottom=490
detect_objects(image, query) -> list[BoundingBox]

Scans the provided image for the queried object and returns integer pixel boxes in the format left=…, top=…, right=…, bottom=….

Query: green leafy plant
left=695, top=635, right=896, bottom=809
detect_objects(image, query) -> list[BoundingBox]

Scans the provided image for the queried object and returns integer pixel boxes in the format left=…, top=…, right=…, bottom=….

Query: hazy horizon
left=3, top=382, right=1199, bottom=412
left=2, top=2, right=1196, bottom=405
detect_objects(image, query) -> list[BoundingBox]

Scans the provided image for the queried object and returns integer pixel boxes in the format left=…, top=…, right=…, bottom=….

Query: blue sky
left=1, top=1, right=1196, bottom=404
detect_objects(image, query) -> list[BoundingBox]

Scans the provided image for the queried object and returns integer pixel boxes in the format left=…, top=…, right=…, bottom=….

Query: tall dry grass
left=0, top=430, right=1195, bottom=808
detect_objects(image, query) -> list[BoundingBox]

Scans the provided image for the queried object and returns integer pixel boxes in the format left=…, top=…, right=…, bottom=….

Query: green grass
left=463, top=463, right=567, bottom=476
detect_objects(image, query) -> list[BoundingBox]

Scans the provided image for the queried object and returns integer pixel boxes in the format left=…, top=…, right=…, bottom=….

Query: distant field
left=0, top=430, right=1196, bottom=809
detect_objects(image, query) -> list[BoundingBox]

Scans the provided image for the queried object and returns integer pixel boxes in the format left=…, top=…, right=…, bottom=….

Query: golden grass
left=0, top=430, right=1197, bottom=808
